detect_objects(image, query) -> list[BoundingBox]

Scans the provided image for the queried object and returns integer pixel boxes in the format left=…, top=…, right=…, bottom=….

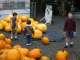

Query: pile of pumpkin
left=0, top=33, right=50, bottom=60
left=0, top=15, right=47, bottom=39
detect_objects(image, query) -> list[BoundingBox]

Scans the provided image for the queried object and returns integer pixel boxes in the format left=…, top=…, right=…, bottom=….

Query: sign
left=45, top=5, right=52, bottom=24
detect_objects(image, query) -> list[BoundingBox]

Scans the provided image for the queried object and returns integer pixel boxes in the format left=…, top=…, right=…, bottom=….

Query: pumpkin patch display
left=0, top=33, right=5, bottom=40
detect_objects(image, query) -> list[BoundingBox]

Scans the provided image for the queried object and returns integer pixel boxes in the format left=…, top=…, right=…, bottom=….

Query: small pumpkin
left=40, top=56, right=50, bottom=60
left=41, top=37, right=49, bottom=45
left=56, top=50, right=69, bottom=60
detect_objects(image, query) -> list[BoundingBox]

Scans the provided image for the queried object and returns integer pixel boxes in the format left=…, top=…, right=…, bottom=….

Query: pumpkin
left=1, top=21, right=8, bottom=28
left=21, top=22, right=27, bottom=30
left=36, top=24, right=47, bottom=32
left=0, top=40, right=6, bottom=49
left=19, top=48, right=29, bottom=56
left=31, top=21, right=38, bottom=28
left=0, top=22, right=3, bottom=30
left=0, top=49, right=9, bottom=60
left=21, top=56, right=31, bottom=60
left=5, top=38, right=12, bottom=45
left=40, top=56, right=50, bottom=60
left=41, top=37, right=49, bottom=45
left=21, top=16, right=27, bottom=22
left=13, top=44, right=22, bottom=48
left=4, top=44, right=12, bottom=49
left=5, top=48, right=21, bottom=60
left=0, top=33, right=5, bottom=40
left=32, top=29, right=43, bottom=39
left=29, top=48, right=42, bottom=59
left=16, top=25, right=22, bottom=33
left=4, top=23, right=12, bottom=32
left=56, top=50, right=69, bottom=60
left=4, top=15, right=12, bottom=23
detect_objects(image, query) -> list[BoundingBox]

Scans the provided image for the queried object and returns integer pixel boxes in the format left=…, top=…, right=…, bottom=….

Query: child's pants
left=26, top=34, right=32, bottom=44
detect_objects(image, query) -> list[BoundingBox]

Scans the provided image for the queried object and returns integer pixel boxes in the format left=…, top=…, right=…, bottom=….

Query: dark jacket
left=64, top=18, right=76, bottom=32
left=23, top=25, right=34, bottom=35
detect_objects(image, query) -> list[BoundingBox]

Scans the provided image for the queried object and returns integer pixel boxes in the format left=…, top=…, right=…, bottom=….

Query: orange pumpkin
left=36, top=24, right=47, bottom=32
left=0, top=40, right=6, bottom=49
left=32, top=29, right=43, bottom=39
left=21, top=16, right=27, bottom=22
left=0, top=22, right=3, bottom=30
left=5, top=38, right=12, bottom=45
left=21, top=56, right=31, bottom=60
left=19, top=48, right=29, bottom=56
left=13, top=44, right=22, bottom=48
left=5, top=48, right=21, bottom=60
left=4, top=23, right=12, bottom=32
left=16, top=25, right=22, bottom=33
left=0, top=33, right=5, bottom=40
left=4, top=44, right=12, bottom=49
left=40, top=56, right=50, bottom=60
left=21, top=22, right=27, bottom=30
left=0, top=49, right=9, bottom=60
left=29, top=48, right=42, bottom=59
left=56, top=50, right=69, bottom=60
left=41, top=37, right=49, bottom=45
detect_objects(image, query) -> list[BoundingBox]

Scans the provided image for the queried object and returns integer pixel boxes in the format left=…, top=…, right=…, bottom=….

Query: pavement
left=1, top=16, right=80, bottom=60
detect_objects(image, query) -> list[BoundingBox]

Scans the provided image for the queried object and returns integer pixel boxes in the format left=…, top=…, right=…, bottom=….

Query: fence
left=0, top=0, right=30, bottom=19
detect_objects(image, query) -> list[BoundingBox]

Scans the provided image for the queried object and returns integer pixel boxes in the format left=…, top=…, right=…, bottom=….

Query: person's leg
left=64, top=32, right=69, bottom=48
left=69, top=32, right=74, bottom=47
left=26, top=35, right=32, bottom=45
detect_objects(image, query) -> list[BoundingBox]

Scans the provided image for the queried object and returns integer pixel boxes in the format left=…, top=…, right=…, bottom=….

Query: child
left=64, top=12, right=76, bottom=48
left=23, top=20, right=34, bottom=45
left=11, top=12, right=18, bottom=39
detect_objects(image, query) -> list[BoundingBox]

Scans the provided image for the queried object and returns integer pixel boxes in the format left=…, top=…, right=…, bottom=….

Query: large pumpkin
left=32, top=29, right=43, bottom=39
left=0, top=40, right=6, bottom=49
left=21, top=16, right=27, bottom=22
left=36, top=23, right=47, bottom=32
left=40, top=56, right=50, bottom=60
left=5, top=38, right=12, bottom=45
left=16, top=24, right=22, bottom=33
left=41, top=37, right=49, bottom=45
left=4, top=44, right=12, bottom=49
left=4, top=23, right=12, bottom=32
left=21, top=56, right=30, bottom=60
left=4, top=15, right=12, bottom=23
left=0, top=22, right=3, bottom=30
left=56, top=50, right=69, bottom=60
left=29, top=48, right=42, bottom=59
left=1, top=21, right=8, bottom=28
left=21, top=22, right=27, bottom=31
left=5, top=48, right=21, bottom=60
left=19, top=48, right=29, bottom=56
left=0, top=49, right=10, bottom=60
left=13, top=44, right=22, bottom=48
left=0, top=33, right=5, bottom=40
